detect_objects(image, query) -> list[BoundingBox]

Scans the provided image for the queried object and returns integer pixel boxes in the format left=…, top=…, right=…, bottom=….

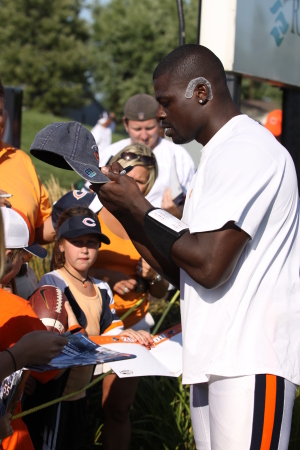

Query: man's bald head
left=153, top=44, right=228, bottom=97
left=152, top=44, right=240, bottom=146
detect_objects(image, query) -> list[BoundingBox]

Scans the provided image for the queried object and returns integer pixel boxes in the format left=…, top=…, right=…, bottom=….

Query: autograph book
left=92, top=324, right=182, bottom=378
left=26, top=332, right=136, bottom=371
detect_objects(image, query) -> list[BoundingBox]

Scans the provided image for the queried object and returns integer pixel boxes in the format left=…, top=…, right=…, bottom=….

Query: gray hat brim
left=64, top=157, right=110, bottom=184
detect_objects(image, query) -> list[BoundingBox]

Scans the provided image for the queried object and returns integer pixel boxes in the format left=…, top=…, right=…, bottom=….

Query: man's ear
left=123, top=117, right=129, bottom=132
left=195, top=83, right=210, bottom=105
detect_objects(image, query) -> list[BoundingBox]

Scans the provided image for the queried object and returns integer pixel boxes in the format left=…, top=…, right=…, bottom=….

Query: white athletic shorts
left=190, top=374, right=297, bottom=450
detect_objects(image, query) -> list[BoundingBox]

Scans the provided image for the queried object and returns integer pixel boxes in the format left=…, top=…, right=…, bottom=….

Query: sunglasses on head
left=120, top=151, right=156, bottom=166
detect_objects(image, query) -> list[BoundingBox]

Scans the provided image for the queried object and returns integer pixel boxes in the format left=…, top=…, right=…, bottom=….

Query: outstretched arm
left=0, top=331, right=68, bottom=383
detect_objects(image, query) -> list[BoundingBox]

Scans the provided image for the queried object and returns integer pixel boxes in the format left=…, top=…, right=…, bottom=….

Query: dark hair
left=51, top=206, right=100, bottom=270
left=153, top=44, right=227, bottom=93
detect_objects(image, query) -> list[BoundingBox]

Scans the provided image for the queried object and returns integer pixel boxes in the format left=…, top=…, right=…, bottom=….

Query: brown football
left=28, top=285, right=68, bottom=334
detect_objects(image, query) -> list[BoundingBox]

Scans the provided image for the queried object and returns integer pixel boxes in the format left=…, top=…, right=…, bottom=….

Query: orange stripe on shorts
left=260, top=374, right=277, bottom=450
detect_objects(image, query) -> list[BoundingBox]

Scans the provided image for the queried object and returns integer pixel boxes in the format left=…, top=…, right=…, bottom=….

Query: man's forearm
left=119, top=213, right=180, bottom=288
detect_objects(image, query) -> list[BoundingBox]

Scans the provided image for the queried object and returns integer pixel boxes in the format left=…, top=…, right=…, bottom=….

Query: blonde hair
left=110, top=144, right=158, bottom=197
left=0, top=209, right=6, bottom=281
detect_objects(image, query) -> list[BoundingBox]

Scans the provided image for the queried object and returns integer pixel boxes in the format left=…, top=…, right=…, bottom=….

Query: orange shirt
left=0, top=142, right=51, bottom=231
left=0, top=289, right=50, bottom=450
left=93, top=217, right=149, bottom=328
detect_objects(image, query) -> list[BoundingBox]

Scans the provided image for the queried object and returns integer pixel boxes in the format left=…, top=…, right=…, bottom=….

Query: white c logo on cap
left=82, top=218, right=96, bottom=227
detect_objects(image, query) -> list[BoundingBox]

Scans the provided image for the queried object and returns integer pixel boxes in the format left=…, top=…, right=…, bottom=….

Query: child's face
left=1, top=249, right=27, bottom=285
left=59, top=234, right=100, bottom=274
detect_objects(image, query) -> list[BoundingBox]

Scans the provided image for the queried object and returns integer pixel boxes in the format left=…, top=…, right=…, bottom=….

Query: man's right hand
left=91, top=163, right=151, bottom=221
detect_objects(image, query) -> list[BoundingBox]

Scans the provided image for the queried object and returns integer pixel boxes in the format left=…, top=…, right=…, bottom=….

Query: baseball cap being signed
left=30, top=122, right=110, bottom=183
left=124, top=94, right=159, bottom=121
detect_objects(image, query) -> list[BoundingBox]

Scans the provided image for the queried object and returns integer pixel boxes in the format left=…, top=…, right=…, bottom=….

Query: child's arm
left=64, top=301, right=80, bottom=328
left=98, top=282, right=124, bottom=335
left=119, top=329, right=153, bottom=346
left=89, top=267, right=137, bottom=296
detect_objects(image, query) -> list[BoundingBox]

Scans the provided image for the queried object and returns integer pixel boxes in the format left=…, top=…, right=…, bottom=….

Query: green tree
left=0, top=0, right=93, bottom=114
left=91, top=0, right=199, bottom=116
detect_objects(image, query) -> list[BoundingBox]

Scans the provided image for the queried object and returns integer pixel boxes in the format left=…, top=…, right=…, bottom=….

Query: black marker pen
left=119, top=165, right=134, bottom=175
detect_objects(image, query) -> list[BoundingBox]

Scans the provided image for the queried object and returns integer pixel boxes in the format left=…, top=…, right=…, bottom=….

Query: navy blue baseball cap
left=57, top=215, right=110, bottom=245
left=52, top=190, right=103, bottom=231
left=30, top=122, right=110, bottom=184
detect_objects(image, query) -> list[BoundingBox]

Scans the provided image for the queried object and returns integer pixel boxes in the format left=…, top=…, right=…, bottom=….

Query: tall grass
left=130, top=377, right=194, bottom=450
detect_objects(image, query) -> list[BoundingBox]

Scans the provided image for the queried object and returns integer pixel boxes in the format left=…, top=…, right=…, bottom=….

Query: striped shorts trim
left=250, top=375, right=291, bottom=450
left=190, top=374, right=296, bottom=450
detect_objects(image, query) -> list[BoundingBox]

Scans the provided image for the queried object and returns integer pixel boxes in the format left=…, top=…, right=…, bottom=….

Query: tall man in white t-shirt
left=93, top=45, right=300, bottom=449
left=99, top=93, right=195, bottom=217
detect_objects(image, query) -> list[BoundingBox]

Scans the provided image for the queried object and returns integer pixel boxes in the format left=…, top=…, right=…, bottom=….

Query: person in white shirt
left=99, top=94, right=195, bottom=218
left=91, top=111, right=116, bottom=154
left=93, top=44, right=300, bottom=450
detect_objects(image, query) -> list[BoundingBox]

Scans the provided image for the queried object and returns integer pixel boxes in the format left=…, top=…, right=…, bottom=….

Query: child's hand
left=136, top=257, right=156, bottom=280
left=161, top=188, right=181, bottom=218
left=0, top=413, right=13, bottom=439
left=65, top=301, right=80, bottom=328
left=119, top=329, right=153, bottom=346
left=109, top=272, right=137, bottom=296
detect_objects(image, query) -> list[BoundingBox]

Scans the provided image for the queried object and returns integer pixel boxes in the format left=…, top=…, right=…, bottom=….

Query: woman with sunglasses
left=89, top=143, right=169, bottom=450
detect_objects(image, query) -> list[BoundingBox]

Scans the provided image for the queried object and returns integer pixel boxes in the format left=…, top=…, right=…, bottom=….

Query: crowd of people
left=0, top=41, right=299, bottom=450
left=0, top=68, right=194, bottom=450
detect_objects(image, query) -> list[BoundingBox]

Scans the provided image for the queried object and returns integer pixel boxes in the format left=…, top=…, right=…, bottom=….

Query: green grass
left=20, top=109, right=126, bottom=189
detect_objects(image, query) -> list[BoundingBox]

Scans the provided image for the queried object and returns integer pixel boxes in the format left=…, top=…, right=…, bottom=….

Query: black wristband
left=3, top=349, right=17, bottom=372
left=144, top=208, right=189, bottom=263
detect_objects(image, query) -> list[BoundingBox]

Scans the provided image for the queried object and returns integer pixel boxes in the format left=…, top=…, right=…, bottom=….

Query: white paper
left=93, top=324, right=182, bottom=378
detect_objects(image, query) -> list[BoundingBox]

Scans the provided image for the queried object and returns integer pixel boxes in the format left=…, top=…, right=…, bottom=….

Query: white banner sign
left=200, top=0, right=300, bottom=88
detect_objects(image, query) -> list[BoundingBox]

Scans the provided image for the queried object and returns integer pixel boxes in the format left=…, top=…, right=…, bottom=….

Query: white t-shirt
left=181, top=115, right=300, bottom=385
left=100, top=137, right=195, bottom=207
left=91, top=121, right=116, bottom=153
